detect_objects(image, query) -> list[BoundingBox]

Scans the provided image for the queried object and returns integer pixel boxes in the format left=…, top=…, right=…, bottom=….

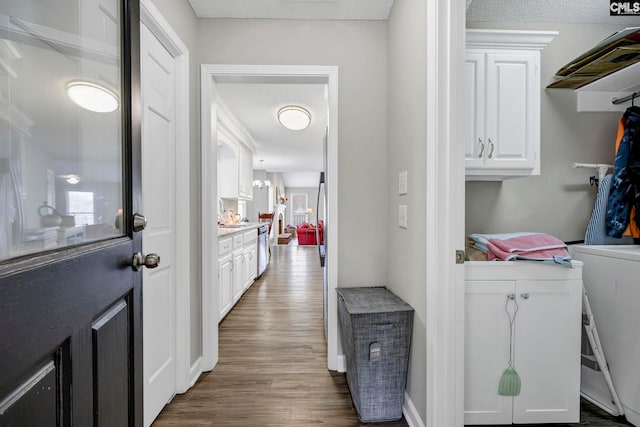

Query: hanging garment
left=606, top=106, right=640, bottom=238
left=615, top=116, right=640, bottom=238
left=585, top=174, right=634, bottom=245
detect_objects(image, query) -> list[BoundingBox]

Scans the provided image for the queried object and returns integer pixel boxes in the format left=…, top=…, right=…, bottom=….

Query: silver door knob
left=131, top=252, right=160, bottom=271
left=132, top=213, right=148, bottom=232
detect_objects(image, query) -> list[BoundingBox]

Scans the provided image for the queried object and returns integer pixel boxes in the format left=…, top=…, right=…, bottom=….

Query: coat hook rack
left=612, top=90, right=640, bottom=106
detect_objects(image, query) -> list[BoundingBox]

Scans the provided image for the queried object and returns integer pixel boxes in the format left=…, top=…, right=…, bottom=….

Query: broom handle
left=505, top=293, right=519, bottom=368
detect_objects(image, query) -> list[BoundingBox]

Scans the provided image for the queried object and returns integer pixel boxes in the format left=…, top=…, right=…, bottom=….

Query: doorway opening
left=200, top=65, right=340, bottom=373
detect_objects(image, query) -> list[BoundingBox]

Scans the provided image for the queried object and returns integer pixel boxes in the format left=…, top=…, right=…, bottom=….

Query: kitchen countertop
left=217, top=222, right=263, bottom=237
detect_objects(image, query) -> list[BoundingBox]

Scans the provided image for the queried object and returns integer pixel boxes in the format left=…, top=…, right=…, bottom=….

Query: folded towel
left=487, top=233, right=572, bottom=267
left=469, top=232, right=537, bottom=253
left=489, top=233, right=567, bottom=254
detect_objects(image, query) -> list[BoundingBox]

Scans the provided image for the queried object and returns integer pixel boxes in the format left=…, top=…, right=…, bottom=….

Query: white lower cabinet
left=218, top=251, right=233, bottom=320
left=218, top=228, right=260, bottom=321
left=232, top=248, right=244, bottom=303
left=243, top=244, right=257, bottom=291
left=464, top=263, right=582, bottom=425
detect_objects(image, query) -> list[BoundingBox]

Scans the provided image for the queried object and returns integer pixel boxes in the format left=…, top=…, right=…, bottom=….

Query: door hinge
left=456, top=250, right=465, bottom=264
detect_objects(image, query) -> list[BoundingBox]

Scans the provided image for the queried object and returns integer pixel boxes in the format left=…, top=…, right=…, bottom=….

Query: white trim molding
left=200, top=64, right=340, bottom=372
left=189, top=357, right=203, bottom=388
left=426, top=0, right=466, bottom=426
left=140, top=0, right=193, bottom=395
left=403, top=391, right=426, bottom=427
left=466, top=29, right=558, bottom=50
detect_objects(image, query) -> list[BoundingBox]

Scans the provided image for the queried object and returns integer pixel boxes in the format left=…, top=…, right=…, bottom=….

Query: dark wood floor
left=152, top=243, right=633, bottom=427
left=153, top=243, right=407, bottom=426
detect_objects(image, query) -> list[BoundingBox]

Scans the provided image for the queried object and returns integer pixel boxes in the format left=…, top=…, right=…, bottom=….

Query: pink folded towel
left=487, top=233, right=569, bottom=261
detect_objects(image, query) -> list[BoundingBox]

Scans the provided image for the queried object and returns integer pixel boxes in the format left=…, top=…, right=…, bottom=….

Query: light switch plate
left=399, top=205, right=408, bottom=228
left=399, top=171, right=408, bottom=195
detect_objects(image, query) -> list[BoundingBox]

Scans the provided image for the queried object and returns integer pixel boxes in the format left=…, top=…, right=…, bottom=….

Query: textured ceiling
left=188, top=0, right=639, bottom=23
left=467, top=0, right=640, bottom=24
left=187, top=0, right=394, bottom=20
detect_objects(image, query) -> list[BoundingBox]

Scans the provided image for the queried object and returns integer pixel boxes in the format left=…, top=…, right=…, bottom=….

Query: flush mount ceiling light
left=277, top=105, right=311, bottom=131
left=59, top=174, right=81, bottom=184
left=66, top=174, right=81, bottom=185
left=66, top=80, right=119, bottom=113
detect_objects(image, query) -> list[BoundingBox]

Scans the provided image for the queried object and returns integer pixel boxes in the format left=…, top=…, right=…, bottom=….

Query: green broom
left=498, top=293, right=521, bottom=396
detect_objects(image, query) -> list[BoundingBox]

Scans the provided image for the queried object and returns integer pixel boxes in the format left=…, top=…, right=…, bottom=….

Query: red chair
left=296, top=223, right=317, bottom=245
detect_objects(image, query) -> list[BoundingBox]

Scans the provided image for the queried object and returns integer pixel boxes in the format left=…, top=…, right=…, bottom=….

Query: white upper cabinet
left=217, top=97, right=256, bottom=201
left=238, top=146, right=254, bottom=200
left=465, top=30, right=557, bottom=181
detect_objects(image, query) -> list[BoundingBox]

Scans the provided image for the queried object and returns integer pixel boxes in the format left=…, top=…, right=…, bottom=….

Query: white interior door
left=141, top=22, right=177, bottom=426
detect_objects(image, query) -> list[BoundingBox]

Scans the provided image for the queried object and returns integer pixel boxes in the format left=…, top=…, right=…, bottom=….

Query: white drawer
left=233, top=234, right=244, bottom=248
left=219, top=237, right=232, bottom=255
left=243, top=230, right=257, bottom=244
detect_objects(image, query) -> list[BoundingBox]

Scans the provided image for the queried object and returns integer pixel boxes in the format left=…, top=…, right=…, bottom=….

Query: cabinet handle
left=508, top=293, right=516, bottom=300
left=478, top=138, right=484, bottom=158
left=520, top=293, right=530, bottom=300
left=488, top=138, right=495, bottom=159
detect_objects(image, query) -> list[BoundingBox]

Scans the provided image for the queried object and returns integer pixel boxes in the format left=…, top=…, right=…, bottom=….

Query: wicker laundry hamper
left=336, top=287, right=414, bottom=423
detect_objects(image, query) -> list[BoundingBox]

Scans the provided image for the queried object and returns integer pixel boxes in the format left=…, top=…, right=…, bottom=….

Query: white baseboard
left=336, top=354, right=346, bottom=372
left=189, top=357, right=202, bottom=388
left=403, top=391, right=425, bottom=427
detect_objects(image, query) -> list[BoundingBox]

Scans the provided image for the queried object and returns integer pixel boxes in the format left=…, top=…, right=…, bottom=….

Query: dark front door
left=0, top=1, right=142, bottom=425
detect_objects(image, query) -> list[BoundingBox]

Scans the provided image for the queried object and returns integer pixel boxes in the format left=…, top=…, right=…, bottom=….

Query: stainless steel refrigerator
left=317, top=171, right=327, bottom=336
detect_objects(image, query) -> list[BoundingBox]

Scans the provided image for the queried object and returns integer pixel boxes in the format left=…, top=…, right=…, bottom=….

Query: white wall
left=197, top=18, right=388, bottom=288
left=465, top=21, right=627, bottom=241
left=147, top=0, right=202, bottom=365
left=387, top=0, right=428, bottom=421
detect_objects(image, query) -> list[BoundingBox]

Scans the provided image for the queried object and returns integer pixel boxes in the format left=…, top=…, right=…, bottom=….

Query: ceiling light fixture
left=253, top=160, right=272, bottom=189
left=277, top=105, right=311, bottom=131
left=65, top=174, right=81, bottom=185
left=66, top=80, right=119, bottom=113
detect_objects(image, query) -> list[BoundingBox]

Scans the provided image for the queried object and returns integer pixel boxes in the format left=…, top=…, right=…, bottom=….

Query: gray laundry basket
left=336, top=287, right=414, bottom=423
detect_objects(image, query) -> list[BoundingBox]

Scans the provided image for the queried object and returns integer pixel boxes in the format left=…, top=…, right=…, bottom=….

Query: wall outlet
left=399, top=205, right=408, bottom=228
left=399, top=171, right=408, bottom=195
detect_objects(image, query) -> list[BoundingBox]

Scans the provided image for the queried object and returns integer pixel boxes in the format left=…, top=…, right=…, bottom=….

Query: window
left=237, top=200, right=247, bottom=220
left=290, top=193, right=308, bottom=226
left=67, top=191, right=95, bottom=225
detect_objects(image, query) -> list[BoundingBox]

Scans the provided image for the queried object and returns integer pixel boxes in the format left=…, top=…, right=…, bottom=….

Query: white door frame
left=140, top=0, right=195, bottom=393
left=425, top=1, right=466, bottom=426
left=200, top=65, right=339, bottom=371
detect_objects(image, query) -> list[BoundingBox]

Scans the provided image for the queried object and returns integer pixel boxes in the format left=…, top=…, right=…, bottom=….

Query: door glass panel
left=0, top=0, right=124, bottom=261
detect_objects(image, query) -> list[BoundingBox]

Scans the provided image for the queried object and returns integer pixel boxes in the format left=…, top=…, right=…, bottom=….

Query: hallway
left=153, top=244, right=408, bottom=426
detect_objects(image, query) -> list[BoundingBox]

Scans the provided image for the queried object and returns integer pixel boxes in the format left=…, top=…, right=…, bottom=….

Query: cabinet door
left=244, top=245, right=257, bottom=290
left=218, top=141, right=239, bottom=199
left=244, top=149, right=254, bottom=200
left=464, top=281, right=515, bottom=425
left=239, top=148, right=253, bottom=200
left=465, top=52, right=486, bottom=169
left=219, top=254, right=233, bottom=320
left=485, top=52, right=537, bottom=170
left=233, top=250, right=244, bottom=302
left=513, top=280, right=581, bottom=424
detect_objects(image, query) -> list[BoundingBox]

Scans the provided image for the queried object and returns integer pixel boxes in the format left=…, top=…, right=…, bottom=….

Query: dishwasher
left=257, top=225, right=268, bottom=277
